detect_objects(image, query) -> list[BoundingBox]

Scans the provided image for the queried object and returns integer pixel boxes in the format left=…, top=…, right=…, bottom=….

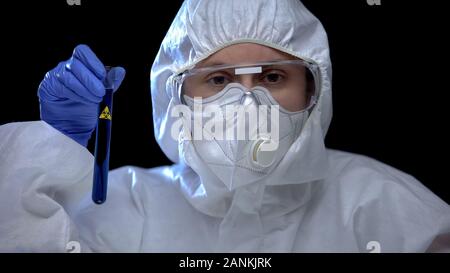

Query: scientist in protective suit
left=1, top=0, right=450, bottom=252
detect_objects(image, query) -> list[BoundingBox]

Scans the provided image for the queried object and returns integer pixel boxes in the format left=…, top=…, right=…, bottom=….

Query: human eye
left=261, top=70, right=285, bottom=85
left=206, top=72, right=232, bottom=87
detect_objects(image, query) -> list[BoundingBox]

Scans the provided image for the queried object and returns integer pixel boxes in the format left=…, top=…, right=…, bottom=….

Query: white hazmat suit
left=1, top=0, right=450, bottom=252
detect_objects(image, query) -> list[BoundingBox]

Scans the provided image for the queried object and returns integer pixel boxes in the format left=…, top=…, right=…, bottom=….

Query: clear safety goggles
left=173, top=59, right=320, bottom=112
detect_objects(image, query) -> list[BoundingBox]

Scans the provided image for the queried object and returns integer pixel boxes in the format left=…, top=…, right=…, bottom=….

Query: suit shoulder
left=325, top=149, right=449, bottom=211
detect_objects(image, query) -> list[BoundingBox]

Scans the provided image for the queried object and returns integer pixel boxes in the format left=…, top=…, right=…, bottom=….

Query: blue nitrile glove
left=38, top=44, right=125, bottom=147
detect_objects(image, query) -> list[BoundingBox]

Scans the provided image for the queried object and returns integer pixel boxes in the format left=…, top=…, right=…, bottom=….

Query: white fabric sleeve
left=0, top=121, right=94, bottom=252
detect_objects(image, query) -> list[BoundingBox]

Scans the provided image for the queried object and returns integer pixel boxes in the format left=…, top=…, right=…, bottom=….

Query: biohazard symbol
left=99, top=106, right=112, bottom=120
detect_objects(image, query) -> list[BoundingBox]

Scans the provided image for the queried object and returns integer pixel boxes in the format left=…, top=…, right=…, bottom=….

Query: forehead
left=198, top=43, right=297, bottom=68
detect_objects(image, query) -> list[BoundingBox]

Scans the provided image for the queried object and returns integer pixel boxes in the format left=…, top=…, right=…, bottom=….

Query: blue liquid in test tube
left=92, top=66, right=114, bottom=204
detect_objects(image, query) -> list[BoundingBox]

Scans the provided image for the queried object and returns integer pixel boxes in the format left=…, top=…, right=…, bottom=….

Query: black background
left=0, top=0, right=448, bottom=203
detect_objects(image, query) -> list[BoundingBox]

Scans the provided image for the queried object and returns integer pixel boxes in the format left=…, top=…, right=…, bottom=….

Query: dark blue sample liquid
left=92, top=88, right=113, bottom=204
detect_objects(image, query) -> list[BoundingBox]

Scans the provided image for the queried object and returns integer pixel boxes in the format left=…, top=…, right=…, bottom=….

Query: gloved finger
left=39, top=66, right=97, bottom=105
left=106, top=66, right=126, bottom=92
left=59, top=64, right=104, bottom=103
left=72, top=44, right=106, bottom=80
left=66, top=57, right=106, bottom=99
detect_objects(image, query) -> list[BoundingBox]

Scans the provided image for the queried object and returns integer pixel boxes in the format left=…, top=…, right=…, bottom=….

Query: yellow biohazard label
left=99, top=106, right=112, bottom=120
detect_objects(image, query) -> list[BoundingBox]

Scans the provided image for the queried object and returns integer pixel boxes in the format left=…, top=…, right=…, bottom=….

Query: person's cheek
left=285, top=89, right=303, bottom=112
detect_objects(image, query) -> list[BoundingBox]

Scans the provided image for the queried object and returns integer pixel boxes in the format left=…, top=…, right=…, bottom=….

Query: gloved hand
left=38, top=44, right=125, bottom=147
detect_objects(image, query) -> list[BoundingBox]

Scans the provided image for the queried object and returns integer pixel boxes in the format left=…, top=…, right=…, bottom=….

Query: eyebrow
left=199, top=58, right=295, bottom=68
left=198, top=61, right=227, bottom=67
